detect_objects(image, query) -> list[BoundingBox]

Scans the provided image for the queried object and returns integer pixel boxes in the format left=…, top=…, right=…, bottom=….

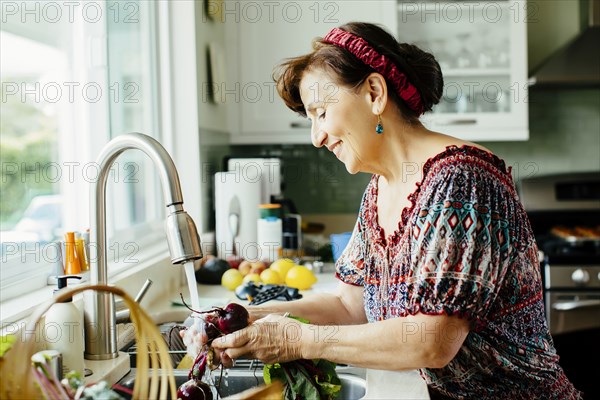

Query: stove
left=520, top=172, right=600, bottom=399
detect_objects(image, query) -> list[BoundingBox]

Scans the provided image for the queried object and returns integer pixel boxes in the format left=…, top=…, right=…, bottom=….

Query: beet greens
left=178, top=295, right=341, bottom=400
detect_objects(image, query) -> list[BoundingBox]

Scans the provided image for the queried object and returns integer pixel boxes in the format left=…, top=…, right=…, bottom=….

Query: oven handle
left=552, top=299, right=600, bottom=311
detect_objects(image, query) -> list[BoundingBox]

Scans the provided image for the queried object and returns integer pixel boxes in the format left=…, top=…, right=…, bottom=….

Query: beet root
left=177, top=379, right=213, bottom=400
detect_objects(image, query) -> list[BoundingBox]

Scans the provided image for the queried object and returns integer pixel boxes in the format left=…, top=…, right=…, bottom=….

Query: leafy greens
left=263, top=316, right=341, bottom=400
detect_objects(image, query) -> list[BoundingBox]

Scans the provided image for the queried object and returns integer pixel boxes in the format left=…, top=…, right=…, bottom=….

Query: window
left=1, top=1, right=166, bottom=302
left=106, top=1, right=162, bottom=231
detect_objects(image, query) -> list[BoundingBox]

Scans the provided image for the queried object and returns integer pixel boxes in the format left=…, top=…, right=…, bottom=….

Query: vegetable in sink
left=180, top=297, right=342, bottom=399
left=178, top=299, right=251, bottom=398
left=264, top=359, right=341, bottom=400
left=263, top=316, right=341, bottom=400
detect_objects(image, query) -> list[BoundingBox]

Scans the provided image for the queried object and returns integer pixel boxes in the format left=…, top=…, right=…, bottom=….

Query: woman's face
left=299, top=68, right=379, bottom=174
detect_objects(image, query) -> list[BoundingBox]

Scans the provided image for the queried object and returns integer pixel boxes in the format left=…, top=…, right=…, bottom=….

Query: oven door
left=546, top=291, right=600, bottom=335
left=546, top=292, right=600, bottom=399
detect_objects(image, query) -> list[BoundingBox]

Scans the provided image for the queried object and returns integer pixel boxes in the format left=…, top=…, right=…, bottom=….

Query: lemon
left=243, top=273, right=262, bottom=284
left=285, top=265, right=317, bottom=290
left=269, top=258, right=296, bottom=280
left=260, top=268, right=283, bottom=285
left=221, top=268, right=244, bottom=291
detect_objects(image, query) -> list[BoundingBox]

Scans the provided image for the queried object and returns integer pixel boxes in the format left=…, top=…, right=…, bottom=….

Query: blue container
left=330, top=232, right=352, bottom=263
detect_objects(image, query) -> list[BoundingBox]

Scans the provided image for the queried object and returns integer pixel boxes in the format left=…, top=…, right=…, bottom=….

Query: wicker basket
left=0, top=284, right=177, bottom=399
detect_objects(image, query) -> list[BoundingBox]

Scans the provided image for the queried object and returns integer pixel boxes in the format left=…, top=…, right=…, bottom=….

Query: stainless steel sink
left=116, top=368, right=366, bottom=399
left=119, top=319, right=367, bottom=399
left=121, top=322, right=187, bottom=368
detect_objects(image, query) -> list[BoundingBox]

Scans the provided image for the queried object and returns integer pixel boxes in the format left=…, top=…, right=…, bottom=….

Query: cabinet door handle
left=552, top=299, right=600, bottom=311
left=290, top=121, right=311, bottom=129
left=437, top=119, right=478, bottom=126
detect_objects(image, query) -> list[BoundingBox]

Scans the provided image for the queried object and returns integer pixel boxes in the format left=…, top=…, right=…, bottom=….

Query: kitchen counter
left=124, top=271, right=337, bottom=330
left=141, top=269, right=341, bottom=313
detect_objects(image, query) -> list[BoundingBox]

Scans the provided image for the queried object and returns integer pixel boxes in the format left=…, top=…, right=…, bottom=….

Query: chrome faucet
left=84, top=133, right=203, bottom=360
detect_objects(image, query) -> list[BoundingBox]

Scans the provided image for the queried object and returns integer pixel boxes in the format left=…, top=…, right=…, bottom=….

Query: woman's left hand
left=211, top=314, right=304, bottom=365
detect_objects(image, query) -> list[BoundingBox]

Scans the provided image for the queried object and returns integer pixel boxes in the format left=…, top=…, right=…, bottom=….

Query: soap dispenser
left=45, top=275, right=85, bottom=378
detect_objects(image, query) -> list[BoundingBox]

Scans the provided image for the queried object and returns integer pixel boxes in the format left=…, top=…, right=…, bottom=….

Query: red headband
left=322, top=27, right=424, bottom=116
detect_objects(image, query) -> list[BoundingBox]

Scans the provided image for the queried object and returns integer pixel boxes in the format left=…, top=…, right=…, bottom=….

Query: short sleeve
left=335, top=217, right=367, bottom=286
left=406, top=166, right=513, bottom=326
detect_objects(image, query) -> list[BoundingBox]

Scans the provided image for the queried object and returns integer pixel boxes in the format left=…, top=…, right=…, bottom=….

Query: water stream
left=184, top=261, right=201, bottom=327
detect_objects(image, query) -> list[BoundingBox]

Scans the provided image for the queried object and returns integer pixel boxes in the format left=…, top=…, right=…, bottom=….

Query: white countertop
left=144, top=269, right=341, bottom=312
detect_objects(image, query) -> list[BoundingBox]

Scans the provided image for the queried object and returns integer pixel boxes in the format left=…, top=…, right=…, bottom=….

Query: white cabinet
left=224, top=1, right=397, bottom=144
left=224, top=0, right=528, bottom=143
left=397, top=0, right=529, bottom=140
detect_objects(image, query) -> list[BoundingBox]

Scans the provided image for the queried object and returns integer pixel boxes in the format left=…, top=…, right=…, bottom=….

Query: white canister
left=257, top=204, right=282, bottom=262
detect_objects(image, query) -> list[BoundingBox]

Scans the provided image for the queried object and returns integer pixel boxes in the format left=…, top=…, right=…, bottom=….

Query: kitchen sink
left=115, top=368, right=366, bottom=399
left=122, top=322, right=187, bottom=368
left=119, top=316, right=367, bottom=399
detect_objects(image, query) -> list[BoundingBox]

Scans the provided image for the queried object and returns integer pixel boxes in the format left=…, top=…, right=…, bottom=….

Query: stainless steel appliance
left=520, top=172, right=600, bottom=399
left=530, top=0, right=600, bottom=88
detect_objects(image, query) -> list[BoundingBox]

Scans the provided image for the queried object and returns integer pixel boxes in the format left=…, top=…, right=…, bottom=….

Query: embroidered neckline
left=369, top=144, right=511, bottom=245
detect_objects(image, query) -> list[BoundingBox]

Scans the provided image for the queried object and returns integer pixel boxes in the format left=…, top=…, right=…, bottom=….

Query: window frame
left=0, top=0, right=172, bottom=302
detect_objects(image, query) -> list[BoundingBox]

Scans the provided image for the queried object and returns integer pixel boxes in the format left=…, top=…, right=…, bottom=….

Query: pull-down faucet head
left=166, top=205, right=203, bottom=264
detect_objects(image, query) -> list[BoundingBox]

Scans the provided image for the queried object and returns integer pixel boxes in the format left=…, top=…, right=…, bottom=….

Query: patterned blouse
left=335, top=145, right=581, bottom=399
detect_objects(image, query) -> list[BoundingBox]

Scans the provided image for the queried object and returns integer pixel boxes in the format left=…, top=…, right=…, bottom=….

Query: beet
left=216, top=303, right=250, bottom=334
left=177, top=379, right=213, bottom=400
left=189, top=352, right=207, bottom=381
left=202, top=314, right=221, bottom=341
left=179, top=298, right=252, bottom=394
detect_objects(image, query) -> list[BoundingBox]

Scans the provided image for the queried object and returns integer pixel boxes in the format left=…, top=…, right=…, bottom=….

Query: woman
left=186, top=22, right=581, bottom=399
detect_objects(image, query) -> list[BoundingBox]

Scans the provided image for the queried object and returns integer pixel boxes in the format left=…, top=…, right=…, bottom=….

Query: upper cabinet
left=224, top=1, right=396, bottom=144
left=398, top=0, right=529, bottom=141
left=223, top=0, right=528, bottom=143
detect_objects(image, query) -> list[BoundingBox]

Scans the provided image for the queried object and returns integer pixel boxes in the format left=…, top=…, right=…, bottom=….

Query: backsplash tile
left=225, top=144, right=371, bottom=215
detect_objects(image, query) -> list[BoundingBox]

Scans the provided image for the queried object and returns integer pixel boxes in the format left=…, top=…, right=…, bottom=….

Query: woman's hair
left=273, top=22, right=443, bottom=123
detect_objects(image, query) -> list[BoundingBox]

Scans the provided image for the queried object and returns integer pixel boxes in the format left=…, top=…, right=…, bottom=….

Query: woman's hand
left=211, top=314, right=304, bottom=365
left=179, top=308, right=291, bottom=367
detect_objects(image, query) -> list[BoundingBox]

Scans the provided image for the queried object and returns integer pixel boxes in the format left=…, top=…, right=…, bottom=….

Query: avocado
left=195, top=258, right=231, bottom=285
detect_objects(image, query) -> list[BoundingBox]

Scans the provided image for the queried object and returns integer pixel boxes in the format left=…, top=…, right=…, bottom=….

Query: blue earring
left=376, top=114, right=383, bottom=134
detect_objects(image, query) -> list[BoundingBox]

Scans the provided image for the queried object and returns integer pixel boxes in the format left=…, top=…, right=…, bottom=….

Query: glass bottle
left=64, top=232, right=82, bottom=275
left=75, top=233, right=88, bottom=272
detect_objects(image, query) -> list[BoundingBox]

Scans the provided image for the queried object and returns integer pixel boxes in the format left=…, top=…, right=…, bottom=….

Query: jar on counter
left=257, top=204, right=282, bottom=263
